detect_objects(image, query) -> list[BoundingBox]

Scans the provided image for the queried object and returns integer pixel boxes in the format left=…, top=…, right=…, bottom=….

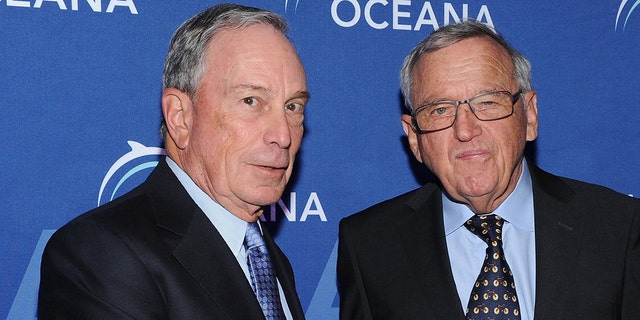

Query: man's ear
left=401, top=114, right=424, bottom=163
left=162, top=88, right=193, bottom=149
left=523, top=90, right=538, bottom=142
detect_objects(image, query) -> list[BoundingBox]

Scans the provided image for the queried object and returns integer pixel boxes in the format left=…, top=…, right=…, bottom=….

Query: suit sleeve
left=38, top=219, right=166, bottom=320
left=622, top=198, right=640, bottom=319
left=337, top=218, right=373, bottom=320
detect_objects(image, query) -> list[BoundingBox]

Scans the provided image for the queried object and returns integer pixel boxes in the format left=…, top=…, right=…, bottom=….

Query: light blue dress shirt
left=166, top=157, right=293, bottom=320
left=443, top=159, right=536, bottom=320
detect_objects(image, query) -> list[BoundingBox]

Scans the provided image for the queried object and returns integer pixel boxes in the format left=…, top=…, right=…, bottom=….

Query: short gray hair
left=160, top=4, right=288, bottom=138
left=399, top=20, right=532, bottom=112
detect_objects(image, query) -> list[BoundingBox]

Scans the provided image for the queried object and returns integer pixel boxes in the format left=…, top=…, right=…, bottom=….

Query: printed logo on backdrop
left=97, top=141, right=166, bottom=206
left=616, top=0, right=639, bottom=31
left=284, top=0, right=301, bottom=12
left=1, top=0, right=138, bottom=14
left=331, top=0, right=494, bottom=30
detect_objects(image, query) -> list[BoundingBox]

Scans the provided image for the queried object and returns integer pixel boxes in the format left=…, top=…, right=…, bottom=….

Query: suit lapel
left=529, top=165, right=582, bottom=319
left=395, top=185, right=466, bottom=319
left=172, top=210, right=266, bottom=319
left=145, top=159, right=266, bottom=319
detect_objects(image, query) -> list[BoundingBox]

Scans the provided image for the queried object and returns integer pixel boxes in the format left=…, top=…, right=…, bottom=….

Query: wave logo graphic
left=616, top=0, right=639, bottom=31
left=97, top=141, right=166, bottom=206
left=284, top=0, right=301, bottom=12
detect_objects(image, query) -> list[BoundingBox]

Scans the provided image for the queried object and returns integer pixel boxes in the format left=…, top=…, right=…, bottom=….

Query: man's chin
left=247, top=187, right=287, bottom=206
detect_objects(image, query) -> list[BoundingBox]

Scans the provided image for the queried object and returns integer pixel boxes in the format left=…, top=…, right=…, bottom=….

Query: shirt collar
left=166, top=157, right=249, bottom=255
left=443, top=159, right=535, bottom=235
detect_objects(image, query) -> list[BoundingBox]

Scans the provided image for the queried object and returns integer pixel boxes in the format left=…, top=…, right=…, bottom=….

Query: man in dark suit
left=338, top=20, right=640, bottom=319
left=39, top=4, right=309, bottom=319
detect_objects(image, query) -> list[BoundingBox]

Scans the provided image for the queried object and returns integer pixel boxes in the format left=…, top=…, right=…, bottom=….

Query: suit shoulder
left=69, top=191, right=153, bottom=227
left=532, top=166, right=639, bottom=215
left=46, top=192, right=158, bottom=252
left=554, top=174, right=637, bottom=206
left=341, top=183, right=440, bottom=226
left=565, top=178, right=639, bottom=217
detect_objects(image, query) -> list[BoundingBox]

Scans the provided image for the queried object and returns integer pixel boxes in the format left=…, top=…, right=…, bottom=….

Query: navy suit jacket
left=338, top=163, right=640, bottom=319
left=39, top=159, right=305, bottom=319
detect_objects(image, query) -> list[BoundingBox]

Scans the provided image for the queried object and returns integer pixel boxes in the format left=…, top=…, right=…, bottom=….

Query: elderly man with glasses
left=337, top=20, right=640, bottom=320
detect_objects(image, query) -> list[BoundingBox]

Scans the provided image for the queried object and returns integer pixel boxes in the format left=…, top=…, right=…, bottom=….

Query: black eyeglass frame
left=411, top=89, right=523, bottom=133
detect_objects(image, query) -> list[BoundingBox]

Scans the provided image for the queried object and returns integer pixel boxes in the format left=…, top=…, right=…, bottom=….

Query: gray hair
left=160, top=3, right=288, bottom=138
left=399, top=20, right=532, bottom=112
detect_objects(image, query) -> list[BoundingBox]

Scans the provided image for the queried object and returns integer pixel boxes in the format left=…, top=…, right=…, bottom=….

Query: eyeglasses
left=411, top=89, right=523, bottom=133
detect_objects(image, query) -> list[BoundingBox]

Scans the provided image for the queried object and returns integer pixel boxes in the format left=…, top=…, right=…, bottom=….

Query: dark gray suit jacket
left=39, top=158, right=305, bottom=319
left=338, top=164, right=640, bottom=319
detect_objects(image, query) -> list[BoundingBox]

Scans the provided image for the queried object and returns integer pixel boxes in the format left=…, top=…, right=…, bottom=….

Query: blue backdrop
left=2, top=1, right=639, bottom=319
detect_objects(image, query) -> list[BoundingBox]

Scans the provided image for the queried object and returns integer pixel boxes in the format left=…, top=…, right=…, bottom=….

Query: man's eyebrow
left=291, top=90, right=311, bottom=101
left=423, top=88, right=503, bottom=104
left=233, top=84, right=310, bottom=101
left=231, top=83, right=271, bottom=93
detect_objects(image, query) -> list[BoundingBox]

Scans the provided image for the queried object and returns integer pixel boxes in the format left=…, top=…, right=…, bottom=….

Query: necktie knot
left=465, top=214, right=504, bottom=246
left=244, top=222, right=266, bottom=250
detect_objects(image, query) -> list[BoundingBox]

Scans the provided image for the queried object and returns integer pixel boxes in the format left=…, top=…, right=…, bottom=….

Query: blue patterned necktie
left=464, top=214, right=521, bottom=320
left=244, top=222, right=286, bottom=320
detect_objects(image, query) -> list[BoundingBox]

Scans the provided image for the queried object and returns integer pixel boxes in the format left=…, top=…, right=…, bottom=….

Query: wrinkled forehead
left=420, top=36, right=513, bottom=72
left=421, top=38, right=513, bottom=76
left=197, top=25, right=306, bottom=98
left=410, top=37, right=517, bottom=103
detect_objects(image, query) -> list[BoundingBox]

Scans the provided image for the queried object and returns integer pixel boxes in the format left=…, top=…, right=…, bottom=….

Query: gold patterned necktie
left=464, top=214, right=521, bottom=320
